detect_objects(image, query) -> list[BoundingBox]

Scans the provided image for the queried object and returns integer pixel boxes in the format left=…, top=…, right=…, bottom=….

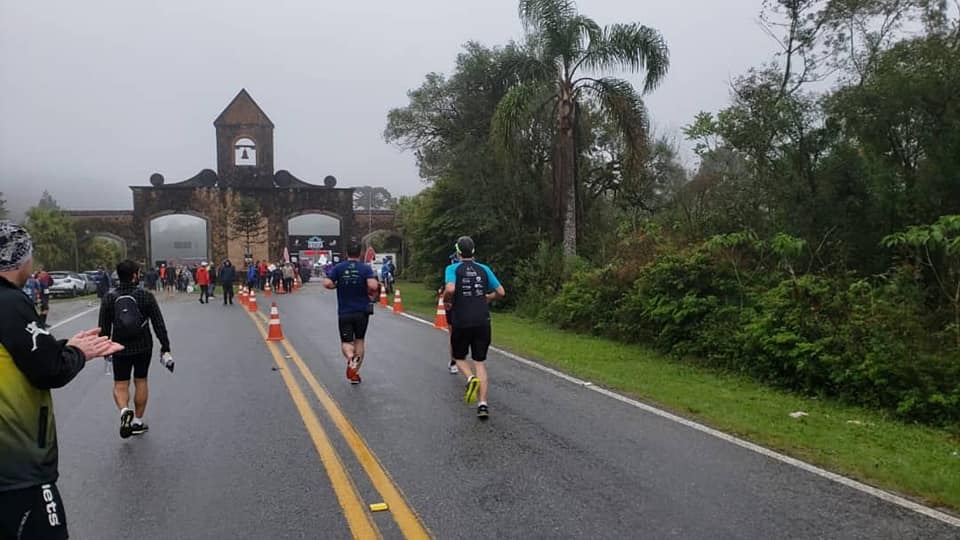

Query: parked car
left=79, top=273, right=98, bottom=294
left=83, top=271, right=105, bottom=294
left=49, top=271, right=87, bottom=297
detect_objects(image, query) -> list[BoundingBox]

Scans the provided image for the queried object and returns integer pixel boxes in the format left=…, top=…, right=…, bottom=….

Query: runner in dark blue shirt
left=443, top=236, right=505, bottom=419
left=324, top=242, right=379, bottom=384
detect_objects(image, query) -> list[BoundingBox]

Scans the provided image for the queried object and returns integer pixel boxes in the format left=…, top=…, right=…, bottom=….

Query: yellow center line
left=254, top=311, right=432, bottom=540
left=244, top=309, right=380, bottom=540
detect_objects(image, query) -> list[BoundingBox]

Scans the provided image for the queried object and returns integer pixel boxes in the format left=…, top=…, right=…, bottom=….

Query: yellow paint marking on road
left=245, top=309, right=380, bottom=540
left=254, top=311, right=432, bottom=540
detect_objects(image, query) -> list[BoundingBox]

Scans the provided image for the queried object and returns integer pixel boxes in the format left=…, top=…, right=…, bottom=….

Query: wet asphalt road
left=43, top=285, right=958, bottom=539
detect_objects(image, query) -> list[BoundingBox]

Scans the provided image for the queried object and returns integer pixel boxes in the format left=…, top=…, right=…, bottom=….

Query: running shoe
left=131, top=423, right=149, bottom=435
left=464, top=376, right=480, bottom=404
left=449, top=363, right=459, bottom=374
left=477, top=404, right=489, bottom=419
left=119, top=408, right=134, bottom=439
left=346, top=357, right=360, bottom=382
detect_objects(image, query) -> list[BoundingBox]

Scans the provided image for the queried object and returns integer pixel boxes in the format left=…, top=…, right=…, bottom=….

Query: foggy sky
left=0, top=0, right=776, bottom=219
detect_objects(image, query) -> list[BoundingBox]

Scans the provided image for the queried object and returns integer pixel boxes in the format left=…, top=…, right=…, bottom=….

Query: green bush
left=513, top=243, right=588, bottom=317
left=525, top=228, right=960, bottom=425
left=616, top=250, right=742, bottom=358
left=738, top=275, right=850, bottom=392
left=542, top=266, right=622, bottom=334
left=840, top=275, right=960, bottom=422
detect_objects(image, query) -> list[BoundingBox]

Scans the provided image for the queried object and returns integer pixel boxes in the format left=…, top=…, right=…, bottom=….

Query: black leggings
left=0, top=483, right=69, bottom=539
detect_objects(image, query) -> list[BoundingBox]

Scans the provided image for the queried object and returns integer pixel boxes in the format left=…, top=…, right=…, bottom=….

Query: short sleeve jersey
left=329, top=260, right=375, bottom=316
left=444, top=260, right=501, bottom=328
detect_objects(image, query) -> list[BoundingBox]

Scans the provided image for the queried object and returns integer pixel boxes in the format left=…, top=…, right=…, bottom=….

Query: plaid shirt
left=98, top=283, right=171, bottom=357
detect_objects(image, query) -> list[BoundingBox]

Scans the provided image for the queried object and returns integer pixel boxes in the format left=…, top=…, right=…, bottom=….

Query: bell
left=241, top=149, right=249, bottom=159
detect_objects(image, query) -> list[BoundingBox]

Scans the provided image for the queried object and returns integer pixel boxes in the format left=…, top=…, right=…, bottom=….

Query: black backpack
left=113, top=294, right=146, bottom=339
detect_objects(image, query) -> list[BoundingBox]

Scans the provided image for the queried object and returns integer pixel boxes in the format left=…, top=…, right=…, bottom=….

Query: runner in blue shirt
left=443, top=236, right=505, bottom=419
left=324, top=242, right=379, bottom=384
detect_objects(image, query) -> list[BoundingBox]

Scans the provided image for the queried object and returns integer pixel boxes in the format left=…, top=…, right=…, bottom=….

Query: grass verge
left=397, top=280, right=960, bottom=512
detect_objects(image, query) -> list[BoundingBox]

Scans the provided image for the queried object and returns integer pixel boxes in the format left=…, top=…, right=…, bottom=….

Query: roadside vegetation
left=388, top=0, right=960, bottom=509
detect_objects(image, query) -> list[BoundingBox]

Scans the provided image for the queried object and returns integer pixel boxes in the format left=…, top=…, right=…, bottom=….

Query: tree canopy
left=385, top=0, right=960, bottom=423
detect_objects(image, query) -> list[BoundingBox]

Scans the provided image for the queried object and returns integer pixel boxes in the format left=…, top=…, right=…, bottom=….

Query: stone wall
left=68, top=192, right=397, bottom=267
left=353, top=209, right=399, bottom=239
left=65, top=210, right=137, bottom=259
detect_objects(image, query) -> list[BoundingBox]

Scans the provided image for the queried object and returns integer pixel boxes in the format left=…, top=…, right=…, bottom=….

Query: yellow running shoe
left=464, top=376, right=480, bottom=404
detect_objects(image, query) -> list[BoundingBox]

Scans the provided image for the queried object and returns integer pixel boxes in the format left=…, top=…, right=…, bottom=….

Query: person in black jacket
left=219, top=259, right=237, bottom=305
left=99, top=260, right=172, bottom=439
left=0, top=221, right=124, bottom=540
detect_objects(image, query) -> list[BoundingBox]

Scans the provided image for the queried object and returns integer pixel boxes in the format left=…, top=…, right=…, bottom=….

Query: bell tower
left=214, top=89, right=275, bottom=187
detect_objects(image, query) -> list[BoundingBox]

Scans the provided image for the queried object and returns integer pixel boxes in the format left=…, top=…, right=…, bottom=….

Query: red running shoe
left=346, top=357, right=360, bottom=383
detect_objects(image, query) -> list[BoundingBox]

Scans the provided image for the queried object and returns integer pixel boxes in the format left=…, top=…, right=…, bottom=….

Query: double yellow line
left=245, top=308, right=431, bottom=539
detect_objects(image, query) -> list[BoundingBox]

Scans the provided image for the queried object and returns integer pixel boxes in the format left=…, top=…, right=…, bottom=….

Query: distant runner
left=323, top=242, right=379, bottom=384
left=443, top=236, right=505, bottom=419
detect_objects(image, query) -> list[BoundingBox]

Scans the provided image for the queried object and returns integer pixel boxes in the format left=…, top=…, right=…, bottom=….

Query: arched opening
left=287, top=212, right=342, bottom=280
left=234, top=137, right=256, bottom=167
left=362, top=229, right=404, bottom=276
left=148, top=214, right=209, bottom=267
left=288, top=213, right=341, bottom=236
left=78, top=233, right=127, bottom=271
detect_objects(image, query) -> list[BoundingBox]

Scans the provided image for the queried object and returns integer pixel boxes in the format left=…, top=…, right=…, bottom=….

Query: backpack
left=113, top=294, right=146, bottom=339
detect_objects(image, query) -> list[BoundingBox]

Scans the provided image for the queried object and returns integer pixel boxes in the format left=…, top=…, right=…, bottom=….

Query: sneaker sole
left=477, top=410, right=489, bottom=420
left=464, top=377, right=480, bottom=404
left=131, top=427, right=149, bottom=436
left=119, top=410, right=134, bottom=439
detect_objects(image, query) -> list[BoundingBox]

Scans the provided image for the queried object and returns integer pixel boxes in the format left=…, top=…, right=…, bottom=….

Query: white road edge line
left=49, top=307, right=99, bottom=330
left=397, top=310, right=960, bottom=528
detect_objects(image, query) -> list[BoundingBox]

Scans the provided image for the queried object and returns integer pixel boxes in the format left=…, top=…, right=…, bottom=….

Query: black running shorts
left=450, top=324, right=492, bottom=362
left=338, top=312, right=370, bottom=343
left=112, top=352, right=152, bottom=381
left=0, top=483, right=69, bottom=540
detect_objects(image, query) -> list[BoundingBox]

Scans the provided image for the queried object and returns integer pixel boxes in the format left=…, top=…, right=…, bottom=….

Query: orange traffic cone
left=379, top=285, right=388, bottom=307
left=247, top=289, right=258, bottom=313
left=264, top=281, right=272, bottom=297
left=392, top=289, right=403, bottom=314
left=266, top=302, right=284, bottom=341
left=278, top=279, right=285, bottom=295
left=294, top=277, right=301, bottom=291
left=239, top=286, right=247, bottom=307
left=434, top=295, right=448, bottom=330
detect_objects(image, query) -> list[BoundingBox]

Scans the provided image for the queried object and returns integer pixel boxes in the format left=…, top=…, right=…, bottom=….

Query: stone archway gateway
left=63, top=89, right=366, bottom=267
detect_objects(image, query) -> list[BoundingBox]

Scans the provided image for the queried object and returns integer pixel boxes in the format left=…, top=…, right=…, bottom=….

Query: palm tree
left=493, top=0, right=669, bottom=256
